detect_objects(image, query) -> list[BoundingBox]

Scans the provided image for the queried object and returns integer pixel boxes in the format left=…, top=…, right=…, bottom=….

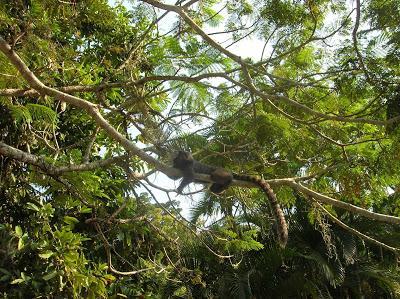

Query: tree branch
left=0, top=73, right=235, bottom=97
left=287, top=180, right=400, bottom=225
left=93, top=222, right=155, bottom=276
left=313, top=200, right=399, bottom=253
left=352, top=0, right=371, bottom=82
left=0, top=141, right=135, bottom=175
left=2, top=138, right=400, bottom=227
left=0, top=37, right=166, bottom=172
left=141, top=0, right=244, bottom=64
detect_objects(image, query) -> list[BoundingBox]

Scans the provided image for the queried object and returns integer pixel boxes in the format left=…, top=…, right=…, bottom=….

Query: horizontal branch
left=0, top=73, right=235, bottom=97
left=314, top=200, right=399, bottom=253
left=2, top=56, right=395, bottom=126
left=0, top=141, right=57, bottom=172
left=0, top=141, right=136, bottom=175
left=287, top=180, right=400, bottom=225
left=2, top=137, right=400, bottom=228
left=190, top=174, right=400, bottom=226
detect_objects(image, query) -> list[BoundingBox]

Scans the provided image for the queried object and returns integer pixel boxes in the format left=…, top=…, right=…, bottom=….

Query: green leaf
left=26, top=202, right=40, bottom=211
left=63, top=216, right=80, bottom=226
left=42, top=270, right=58, bottom=281
left=18, top=238, right=25, bottom=250
left=20, top=272, right=30, bottom=281
left=41, top=203, right=55, bottom=218
left=15, top=225, right=23, bottom=237
left=80, top=207, right=92, bottom=214
left=9, top=105, right=32, bottom=124
left=10, top=278, right=24, bottom=284
left=39, top=251, right=54, bottom=259
left=26, top=103, right=58, bottom=127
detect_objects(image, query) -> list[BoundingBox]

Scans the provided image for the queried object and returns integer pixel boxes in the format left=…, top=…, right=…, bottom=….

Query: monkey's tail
left=233, top=174, right=288, bottom=248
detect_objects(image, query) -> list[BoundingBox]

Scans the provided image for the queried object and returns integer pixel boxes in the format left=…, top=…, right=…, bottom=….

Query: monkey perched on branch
left=173, top=150, right=288, bottom=248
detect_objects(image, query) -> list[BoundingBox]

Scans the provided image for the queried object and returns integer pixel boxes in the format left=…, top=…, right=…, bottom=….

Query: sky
left=138, top=1, right=268, bottom=219
left=106, top=0, right=272, bottom=219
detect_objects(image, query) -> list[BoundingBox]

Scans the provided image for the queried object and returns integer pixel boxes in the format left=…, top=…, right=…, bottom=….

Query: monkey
left=173, top=150, right=288, bottom=248
left=173, top=151, right=232, bottom=194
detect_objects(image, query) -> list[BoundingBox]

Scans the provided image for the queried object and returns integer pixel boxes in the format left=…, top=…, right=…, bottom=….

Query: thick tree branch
left=0, top=37, right=167, bottom=172
left=313, top=200, right=399, bottom=253
left=231, top=176, right=400, bottom=225
left=0, top=73, right=234, bottom=97
left=0, top=141, right=58, bottom=172
left=352, top=0, right=371, bottom=82
left=3, top=72, right=399, bottom=126
left=2, top=138, right=400, bottom=227
left=0, top=141, right=132, bottom=175
left=287, top=180, right=400, bottom=225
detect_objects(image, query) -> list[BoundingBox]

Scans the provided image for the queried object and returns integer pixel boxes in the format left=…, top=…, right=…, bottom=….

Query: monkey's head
left=176, top=150, right=191, bottom=159
left=173, top=150, right=194, bottom=170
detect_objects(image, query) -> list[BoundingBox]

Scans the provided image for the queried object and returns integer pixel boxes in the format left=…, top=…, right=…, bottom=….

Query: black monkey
left=173, top=150, right=232, bottom=194
left=173, top=150, right=288, bottom=247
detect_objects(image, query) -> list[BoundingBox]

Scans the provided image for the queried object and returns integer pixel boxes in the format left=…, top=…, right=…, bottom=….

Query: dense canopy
left=1, top=0, right=400, bottom=297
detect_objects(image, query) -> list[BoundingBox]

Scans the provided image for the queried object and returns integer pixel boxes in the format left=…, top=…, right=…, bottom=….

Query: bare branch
left=0, top=73, right=235, bottom=97
left=94, top=222, right=155, bottom=276
left=226, top=173, right=400, bottom=225
left=0, top=141, right=128, bottom=175
left=2, top=137, right=399, bottom=227
left=287, top=180, right=400, bottom=225
left=313, top=200, right=399, bottom=253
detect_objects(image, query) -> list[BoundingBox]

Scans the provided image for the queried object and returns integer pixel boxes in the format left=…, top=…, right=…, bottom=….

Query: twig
left=83, top=127, right=100, bottom=163
left=352, top=0, right=371, bottom=82
left=94, top=222, right=154, bottom=275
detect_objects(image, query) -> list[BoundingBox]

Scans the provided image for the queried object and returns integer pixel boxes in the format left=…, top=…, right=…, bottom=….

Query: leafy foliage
left=1, top=0, right=400, bottom=298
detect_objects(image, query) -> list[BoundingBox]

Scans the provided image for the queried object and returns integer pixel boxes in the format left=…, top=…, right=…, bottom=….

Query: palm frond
left=189, top=195, right=218, bottom=223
